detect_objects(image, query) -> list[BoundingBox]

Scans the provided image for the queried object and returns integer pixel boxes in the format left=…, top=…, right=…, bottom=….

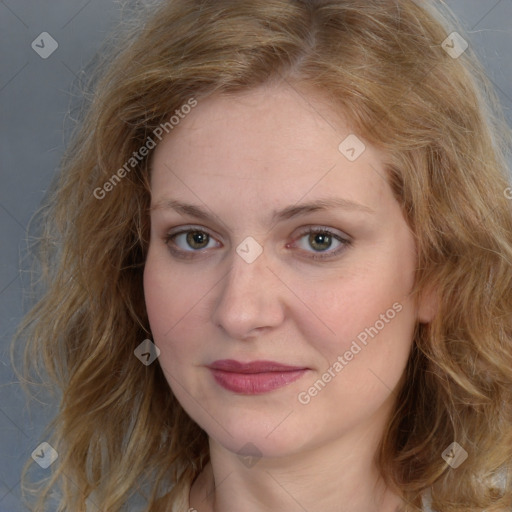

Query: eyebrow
left=151, top=197, right=375, bottom=227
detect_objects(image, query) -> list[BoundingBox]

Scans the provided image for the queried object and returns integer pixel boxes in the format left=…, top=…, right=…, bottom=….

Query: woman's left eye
left=164, top=226, right=352, bottom=260
left=288, top=227, right=352, bottom=260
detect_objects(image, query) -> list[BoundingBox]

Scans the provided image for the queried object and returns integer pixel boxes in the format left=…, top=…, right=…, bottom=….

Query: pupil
left=188, top=231, right=208, bottom=248
left=311, top=232, right=331, bottom=251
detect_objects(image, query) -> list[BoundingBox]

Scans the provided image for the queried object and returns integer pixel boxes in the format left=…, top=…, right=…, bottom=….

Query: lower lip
left=209, top=369, right=308, bottom=394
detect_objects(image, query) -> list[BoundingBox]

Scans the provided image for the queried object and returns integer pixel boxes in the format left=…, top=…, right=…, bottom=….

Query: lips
left=208, top=359, right=307, bottom=373
left=207, top=359, right=309, bottom=394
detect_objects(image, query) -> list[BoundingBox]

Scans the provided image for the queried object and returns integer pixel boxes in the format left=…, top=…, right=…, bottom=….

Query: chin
left=205, top=417, right=312, bottom=461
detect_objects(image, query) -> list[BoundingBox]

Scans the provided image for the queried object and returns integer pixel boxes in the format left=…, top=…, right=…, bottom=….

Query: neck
left=189, top=418, right=406, bottom=512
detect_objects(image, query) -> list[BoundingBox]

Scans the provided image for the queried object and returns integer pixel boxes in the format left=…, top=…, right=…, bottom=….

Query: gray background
left=1, top=1, right=511, bottom=510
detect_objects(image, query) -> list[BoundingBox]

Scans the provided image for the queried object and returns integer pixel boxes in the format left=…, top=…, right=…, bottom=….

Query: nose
left=211, top=244, right=286, bottom=340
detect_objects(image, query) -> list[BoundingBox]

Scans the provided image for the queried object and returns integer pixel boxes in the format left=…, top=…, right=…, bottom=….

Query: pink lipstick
left=207, top=359, right=308, bottom=394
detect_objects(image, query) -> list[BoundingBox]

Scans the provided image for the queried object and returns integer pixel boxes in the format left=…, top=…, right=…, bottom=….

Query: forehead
left=150, top=83, right=392, bottom=220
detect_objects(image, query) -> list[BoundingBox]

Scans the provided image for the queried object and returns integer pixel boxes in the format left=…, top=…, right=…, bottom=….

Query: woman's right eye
left=164, top=228, right=222, bottom=259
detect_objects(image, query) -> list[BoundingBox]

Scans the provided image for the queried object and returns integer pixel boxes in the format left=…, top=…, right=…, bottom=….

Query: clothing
left=421, top=488, right=434, bottom=511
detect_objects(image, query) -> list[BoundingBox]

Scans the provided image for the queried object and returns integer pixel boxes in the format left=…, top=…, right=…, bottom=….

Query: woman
left=14, top=0, right=512, bottom=511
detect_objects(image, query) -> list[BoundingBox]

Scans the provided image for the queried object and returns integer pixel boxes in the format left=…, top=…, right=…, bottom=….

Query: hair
left=12, top=0, right=512, bottom=510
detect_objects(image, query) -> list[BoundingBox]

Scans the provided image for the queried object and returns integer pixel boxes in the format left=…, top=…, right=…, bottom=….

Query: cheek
left=292, top=253, right=416, bottom=359
left=143, top=255, right=174, bottom=338
left=292, top=272, right=416, bottom=420
left=143, top=250, right=178, bottom=342
left=143, top=250, right=213, bottom=369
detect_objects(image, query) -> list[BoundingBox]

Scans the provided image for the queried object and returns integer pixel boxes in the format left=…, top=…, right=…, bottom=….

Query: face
left=143, top=83, right=432, bottom=460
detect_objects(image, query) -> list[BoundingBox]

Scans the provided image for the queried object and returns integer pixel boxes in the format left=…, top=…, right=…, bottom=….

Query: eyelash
left=163, top=226, right=352, bottom=261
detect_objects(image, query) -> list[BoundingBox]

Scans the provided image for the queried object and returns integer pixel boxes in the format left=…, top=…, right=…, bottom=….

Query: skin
left=143, top=82, right=436, bottom=512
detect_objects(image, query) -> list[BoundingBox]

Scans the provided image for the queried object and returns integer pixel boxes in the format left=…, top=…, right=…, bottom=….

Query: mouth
left=207, top=359, right=309, bottom=394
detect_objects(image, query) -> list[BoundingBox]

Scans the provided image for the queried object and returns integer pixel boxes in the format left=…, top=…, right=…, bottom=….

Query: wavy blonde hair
left=12, top=0, right=512, bottom=510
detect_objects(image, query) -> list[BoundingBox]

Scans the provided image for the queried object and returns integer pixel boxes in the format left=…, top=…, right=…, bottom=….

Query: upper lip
left=208, top=359, right=307, bottom=374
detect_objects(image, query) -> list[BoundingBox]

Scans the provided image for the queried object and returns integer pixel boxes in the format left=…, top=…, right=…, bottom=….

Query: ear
left=417, top=284, right=438, bottom=324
